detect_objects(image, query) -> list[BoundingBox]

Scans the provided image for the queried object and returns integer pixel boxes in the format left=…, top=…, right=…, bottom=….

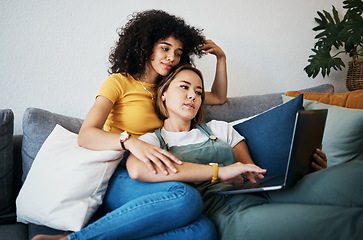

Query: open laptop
left=219, top=109, right=328, bottom=195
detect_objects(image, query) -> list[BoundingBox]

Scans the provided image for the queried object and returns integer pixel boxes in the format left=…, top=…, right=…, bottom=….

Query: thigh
left=142, top=215, right=217, bottom=240
left=268, top=160, right=363, bottom=207
left=103, top=166, right=201, bottom=211
left=218, top=203, right=363, bottom=240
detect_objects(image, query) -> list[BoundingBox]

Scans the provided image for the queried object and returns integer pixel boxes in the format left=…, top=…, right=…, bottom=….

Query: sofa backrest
left=21, top=108, right=83, bottom=183
left=20, top=84, right=334, bottom=182
left=204, top=84, right=334, bottom=122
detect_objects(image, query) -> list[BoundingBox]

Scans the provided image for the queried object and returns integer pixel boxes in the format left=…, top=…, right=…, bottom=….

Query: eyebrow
left=160, top=42, right=183, bottom=52
left=181, top=80, right=203, bottom=90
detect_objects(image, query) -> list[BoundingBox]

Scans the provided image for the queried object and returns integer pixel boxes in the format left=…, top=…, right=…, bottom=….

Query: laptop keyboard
left=232, top=174, right=285, bottom=190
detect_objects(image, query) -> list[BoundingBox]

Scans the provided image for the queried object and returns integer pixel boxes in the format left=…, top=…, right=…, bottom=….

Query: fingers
left=147, top=155, right=169, bottom=175
left=311, top=148, right=327, bottom=171
left=247, top=167, right=266, bottom=182
left=143, top=159, right=157, bottom=175
left=161, top=150, right=182, bottom=165
left=222, top=177, right=244, bottom=184
left=198, top=39, right=225, bottom=58
left=245, top=172, right=257, bottom=183
left=144, top=149, right=182, bottom=175
left=132, top=139, right=182, bottom=175
left=156, top=151, right=178, bottom=174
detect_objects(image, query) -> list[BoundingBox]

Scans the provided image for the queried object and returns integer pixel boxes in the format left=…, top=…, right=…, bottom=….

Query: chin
left=159, top=69, right=171, bottom=76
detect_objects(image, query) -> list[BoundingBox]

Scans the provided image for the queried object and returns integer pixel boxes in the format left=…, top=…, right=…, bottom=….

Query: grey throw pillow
left=0, top=109, right=14, bottom=217
left=21, top=108, right=83, bottom=182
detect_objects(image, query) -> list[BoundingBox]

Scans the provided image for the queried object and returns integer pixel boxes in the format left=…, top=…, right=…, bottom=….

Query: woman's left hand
left=311, top=148, right=327, bottom=171
left=198, top=39, right=225, bottom=59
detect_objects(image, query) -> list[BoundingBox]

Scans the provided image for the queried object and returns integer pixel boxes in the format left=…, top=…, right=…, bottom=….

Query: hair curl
left=109, top=10, right=205, bottom=75
left=154, top=64, right=205, bottom=128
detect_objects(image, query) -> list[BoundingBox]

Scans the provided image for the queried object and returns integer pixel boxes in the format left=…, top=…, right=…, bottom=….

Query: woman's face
left=162, top=70, right=203, bottom=123
left=148, top=36, right=184, bottom=78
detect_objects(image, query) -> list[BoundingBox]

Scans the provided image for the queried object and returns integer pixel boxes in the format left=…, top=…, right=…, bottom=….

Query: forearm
left=211, top=55, right=227, bottom=103
left=78, top=126, right=123, bottom=151
left=200, top=40, right=228, bottom=105
left=127, top=154, right=214, bottom=182
left=205, top=56, right=227, bottom=105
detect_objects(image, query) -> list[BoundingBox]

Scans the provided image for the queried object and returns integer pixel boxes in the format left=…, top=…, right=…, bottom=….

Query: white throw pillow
left=16, top=124, right=124, bottom=231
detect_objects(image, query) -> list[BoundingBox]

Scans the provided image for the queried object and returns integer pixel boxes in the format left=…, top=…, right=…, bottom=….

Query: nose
left=188, top=90, right=196, bottom=101
left=167, top=52, right=174, bottom=62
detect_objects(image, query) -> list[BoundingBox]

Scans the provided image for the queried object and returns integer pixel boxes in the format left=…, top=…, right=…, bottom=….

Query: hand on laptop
left=218, top=162, right=266, bottom=183
left=311, top=148, right=327, bottom=171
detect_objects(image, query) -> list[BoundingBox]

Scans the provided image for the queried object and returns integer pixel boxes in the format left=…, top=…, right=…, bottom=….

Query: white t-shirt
left=139, top=120, right=244, bottom=148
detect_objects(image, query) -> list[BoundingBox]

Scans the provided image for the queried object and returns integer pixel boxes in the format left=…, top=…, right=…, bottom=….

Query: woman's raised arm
left=201, top=40, right=228, bottom=105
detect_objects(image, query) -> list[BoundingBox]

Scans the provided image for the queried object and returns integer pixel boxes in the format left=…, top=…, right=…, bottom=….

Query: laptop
left=219, top=109, right=328, bottom=195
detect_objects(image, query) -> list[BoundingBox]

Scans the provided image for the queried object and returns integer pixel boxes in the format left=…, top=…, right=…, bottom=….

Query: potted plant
left=304, top=0, right=363, bottom=90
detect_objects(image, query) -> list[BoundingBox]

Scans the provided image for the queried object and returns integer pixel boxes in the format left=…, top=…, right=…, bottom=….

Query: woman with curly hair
left=33, top=9, right=227, bottom=240
left=79, top=9, right=228, bottom=174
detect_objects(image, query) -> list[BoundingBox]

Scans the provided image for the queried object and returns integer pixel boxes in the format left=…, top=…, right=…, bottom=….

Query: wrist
left=124, top=135, right=137, bottom=152
left=209, top=163, right=219, bottom=183
left=119, top=131, right=130, bottom=150
left=216, top=54, right=226, bottom=61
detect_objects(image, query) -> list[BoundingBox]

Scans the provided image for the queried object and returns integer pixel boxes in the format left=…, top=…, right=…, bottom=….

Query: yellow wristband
left=209, top=163, right=219, bottom=183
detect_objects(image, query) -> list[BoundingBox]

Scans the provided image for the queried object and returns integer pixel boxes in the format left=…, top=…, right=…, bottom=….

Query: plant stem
left=331, top=51, right=347, bottom=58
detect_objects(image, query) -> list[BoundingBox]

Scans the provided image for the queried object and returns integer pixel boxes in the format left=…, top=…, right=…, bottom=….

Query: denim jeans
left=68, top=165, right=217, bottom=240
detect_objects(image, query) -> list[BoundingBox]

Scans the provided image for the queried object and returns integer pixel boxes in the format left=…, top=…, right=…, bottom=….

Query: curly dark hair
left=109, top=9, right=205, bottom=75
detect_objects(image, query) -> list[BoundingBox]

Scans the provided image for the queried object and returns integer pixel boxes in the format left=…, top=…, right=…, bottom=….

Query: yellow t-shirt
left=97, top=73, right=163, bottom=138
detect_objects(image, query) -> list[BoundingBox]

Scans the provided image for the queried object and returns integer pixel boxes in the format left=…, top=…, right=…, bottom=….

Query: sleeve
left=138, top=132, right=161, bottom=148
left=207, top=120, right=244, bottom=148
left=97, top=74, right=124, bottom=104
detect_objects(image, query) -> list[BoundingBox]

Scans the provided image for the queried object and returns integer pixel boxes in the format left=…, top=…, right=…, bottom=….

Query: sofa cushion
left=0, top=109, right=14, bottom=222
left=0, top=223, right=28, bottom=240
left=21, top=108, right=84, bottom=182
left=285, top=90, right=363, bottom=109
left=17, top=125, right=124, bottom=231
left=232, top=94, right=304, bottom=175
left=282, top=95, right=363, bottom=167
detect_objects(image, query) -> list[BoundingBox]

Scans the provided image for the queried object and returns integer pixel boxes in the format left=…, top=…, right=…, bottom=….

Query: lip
left=162, top=63, right=172, bottom=70
left=184, top=103, right=195, bottom=109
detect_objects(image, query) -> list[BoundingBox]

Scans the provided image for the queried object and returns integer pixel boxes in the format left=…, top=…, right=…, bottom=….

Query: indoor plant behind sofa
left=2, top=83, right=362, bottom=239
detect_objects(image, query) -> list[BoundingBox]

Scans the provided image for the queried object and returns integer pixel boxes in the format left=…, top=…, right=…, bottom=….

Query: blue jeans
left=68, top=165, right=217, bottom=240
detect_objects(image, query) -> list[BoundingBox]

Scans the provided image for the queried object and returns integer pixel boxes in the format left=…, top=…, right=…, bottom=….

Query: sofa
left=1, top=83, right=362, bottom=240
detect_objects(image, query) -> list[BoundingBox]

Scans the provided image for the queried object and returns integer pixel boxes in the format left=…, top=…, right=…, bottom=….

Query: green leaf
left=305, top=0, right=362, bottom=78
left=343, top=0, right=363, bottom=13
left=304, top=47, right=346, bottom=78
left=312, top=7, right=345, bottom=50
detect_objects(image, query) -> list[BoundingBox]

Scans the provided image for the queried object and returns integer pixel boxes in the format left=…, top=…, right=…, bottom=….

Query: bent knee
left=168, top=182, right=203, bottom=217
left=189, top=215, right=218, bottom=240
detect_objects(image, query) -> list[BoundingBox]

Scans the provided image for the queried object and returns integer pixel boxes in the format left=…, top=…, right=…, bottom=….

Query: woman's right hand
left=219, top=162, right=266, bottom=183
left=125, top=136, right=182, bottom=175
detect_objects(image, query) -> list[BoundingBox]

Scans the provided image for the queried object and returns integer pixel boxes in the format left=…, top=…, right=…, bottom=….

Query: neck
left=137, top=66, right=160, bottom=84
left=163, top=118, right=192, bottom=132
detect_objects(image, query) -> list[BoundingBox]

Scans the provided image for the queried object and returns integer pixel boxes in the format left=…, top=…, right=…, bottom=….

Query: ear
left=162, top=94, right=166, bottom=101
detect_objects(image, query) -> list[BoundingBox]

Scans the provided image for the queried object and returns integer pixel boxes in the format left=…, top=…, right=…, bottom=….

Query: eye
left=161, top=47, right=169, bottom=51
left=196, top=91, right=203, bottom=96
left=180, top=85, right=188, bottom=90
left=175, top=52, right=182, bottom=57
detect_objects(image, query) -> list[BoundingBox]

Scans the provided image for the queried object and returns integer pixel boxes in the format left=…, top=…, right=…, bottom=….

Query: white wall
left=1, top=0, right=349, bottom=135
